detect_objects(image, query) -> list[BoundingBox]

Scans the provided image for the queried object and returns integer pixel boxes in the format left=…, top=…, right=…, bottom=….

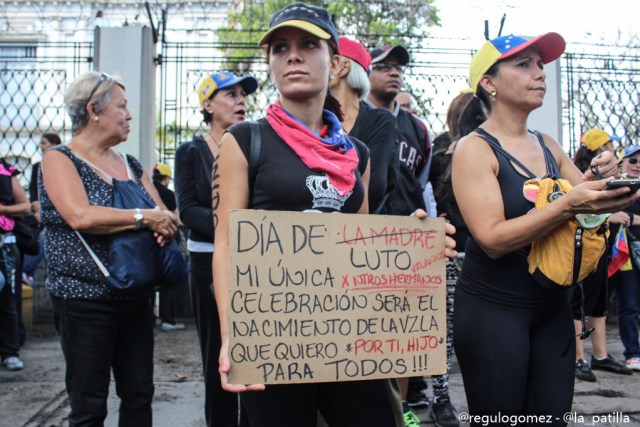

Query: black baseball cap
left=258, top=2, right=339, bottom=49
left=369, top=45, right=410, bottom=65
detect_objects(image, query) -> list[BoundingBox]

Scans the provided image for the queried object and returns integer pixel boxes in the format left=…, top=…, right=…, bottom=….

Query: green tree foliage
left=217, top=0, right=440, bottom=71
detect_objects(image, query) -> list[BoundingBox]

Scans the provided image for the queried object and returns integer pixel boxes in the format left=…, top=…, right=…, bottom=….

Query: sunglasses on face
left=372, top=62, right=405, bottom=73
left=88, top=72, right=113, bottom=101
left=626, top=158, right=639, bottom=164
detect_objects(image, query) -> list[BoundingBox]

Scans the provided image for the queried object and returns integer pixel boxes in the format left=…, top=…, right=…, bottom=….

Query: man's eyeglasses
left=88, top=72, right=113, bottom=101
left=626, top=158, right=639, bottom=164
left=372, top=62, right=405, bottom=74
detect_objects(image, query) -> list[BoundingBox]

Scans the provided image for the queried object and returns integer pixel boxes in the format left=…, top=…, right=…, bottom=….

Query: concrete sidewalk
left=1, top=319, right=639, bottom=427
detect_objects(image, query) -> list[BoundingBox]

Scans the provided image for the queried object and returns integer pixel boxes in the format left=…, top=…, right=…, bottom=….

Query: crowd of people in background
left=2, top=2, right=640, bottom=427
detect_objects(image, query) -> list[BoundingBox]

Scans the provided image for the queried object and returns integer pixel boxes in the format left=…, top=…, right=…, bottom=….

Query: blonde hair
left=64, top=71, right=125, bottom=134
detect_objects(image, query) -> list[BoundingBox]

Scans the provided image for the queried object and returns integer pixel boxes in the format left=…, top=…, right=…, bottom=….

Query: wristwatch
left=134, top=208, right=144, bottom=230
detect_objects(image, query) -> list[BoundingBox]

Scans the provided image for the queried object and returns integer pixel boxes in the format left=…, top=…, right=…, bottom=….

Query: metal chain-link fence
left=2, top=39, right=640, bottom=189
left=0, top=41, right=93, bottom=186
left=565, top=52, right=640, bottom=157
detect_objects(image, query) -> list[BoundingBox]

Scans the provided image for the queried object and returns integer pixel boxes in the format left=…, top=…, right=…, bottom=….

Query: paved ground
left=1, top=317, right=639, bottom=427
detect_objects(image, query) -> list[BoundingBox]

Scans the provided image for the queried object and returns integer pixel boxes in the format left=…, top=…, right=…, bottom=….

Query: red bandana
left=266, top=101, right=359, bottom=196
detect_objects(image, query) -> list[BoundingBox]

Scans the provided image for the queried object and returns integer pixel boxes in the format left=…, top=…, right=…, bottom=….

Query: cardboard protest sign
left=227, top=210, right=447, bottom=385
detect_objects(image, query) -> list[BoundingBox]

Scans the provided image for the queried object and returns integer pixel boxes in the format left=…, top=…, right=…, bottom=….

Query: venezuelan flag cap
left=468, top=32, right=565, bottom=93
left=198, top=72, right=258, bottom=107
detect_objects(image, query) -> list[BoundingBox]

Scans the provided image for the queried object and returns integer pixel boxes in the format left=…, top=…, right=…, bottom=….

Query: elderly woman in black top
left=41, top=71, right=177, bottom=427
left=174, top=70, right=257, bottom=427
left=329, top=36, right=397, bottom=214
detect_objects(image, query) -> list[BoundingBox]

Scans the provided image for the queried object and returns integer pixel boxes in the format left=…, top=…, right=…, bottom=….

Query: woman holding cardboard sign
left=451, top=33, right=638, bottom=424
left=210, top=2, right=423, bottom=425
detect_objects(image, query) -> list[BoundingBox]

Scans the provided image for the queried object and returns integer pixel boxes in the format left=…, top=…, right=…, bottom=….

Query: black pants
left=158, top=283, right=181, bottom=323
left=241, top=380, right=396, bottom=427
left=453, top=287, right=574, bottom=426
left=52, top=295, right=154, bottom=427
left=189, top=251, right=241, bottom=427
left=0, top=243, right=20, bottom=360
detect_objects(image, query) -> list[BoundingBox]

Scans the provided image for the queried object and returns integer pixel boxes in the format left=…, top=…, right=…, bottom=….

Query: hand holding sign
left=412, top=208, right=458, bottom=259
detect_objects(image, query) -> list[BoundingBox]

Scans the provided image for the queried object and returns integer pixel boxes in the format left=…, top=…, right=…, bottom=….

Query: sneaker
left=160, top=322, right=185, bottom=332
left=406, top=389, right=429, bottom=408
left=575, top=359, right=596, bottom=382
left=403, top=410, right=421, bottom=427
left=3, top=356, right=24, bottom=371
left=590, top=355, right=633, bottom=375
left=430, top=400, right=459, bottom=427
left=626, top=357, right=640, bottom=371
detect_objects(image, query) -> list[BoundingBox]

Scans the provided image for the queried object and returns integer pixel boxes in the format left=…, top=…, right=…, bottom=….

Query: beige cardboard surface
left=227, top=210, right=447, bottom=385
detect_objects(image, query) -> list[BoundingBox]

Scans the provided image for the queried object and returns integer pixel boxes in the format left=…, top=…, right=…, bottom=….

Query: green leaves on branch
left=216, top=0, right=441, bottom=70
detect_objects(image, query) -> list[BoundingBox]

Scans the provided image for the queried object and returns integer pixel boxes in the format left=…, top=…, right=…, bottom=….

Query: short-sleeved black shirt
left=228, top=119, right=368, bottom=214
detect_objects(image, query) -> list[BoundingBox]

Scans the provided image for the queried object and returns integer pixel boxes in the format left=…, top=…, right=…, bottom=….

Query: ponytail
left=456, top=95, right=487, bottom=139
left=456, top=60, right=499, bottom=136
left=324, top=92, right=344, bottom=122
left=573, top=145, right=597, bottom=173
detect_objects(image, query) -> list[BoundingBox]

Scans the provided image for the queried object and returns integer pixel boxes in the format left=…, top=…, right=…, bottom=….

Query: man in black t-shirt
left=364, top=45, right=432, bottom=217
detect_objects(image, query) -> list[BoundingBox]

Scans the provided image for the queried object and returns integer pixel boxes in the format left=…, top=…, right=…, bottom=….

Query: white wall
left=94, top=26, right=156, bottom=173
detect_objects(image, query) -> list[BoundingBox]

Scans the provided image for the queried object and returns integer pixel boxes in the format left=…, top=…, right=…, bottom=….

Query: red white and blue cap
left=468, top=32, right=566, bottom=93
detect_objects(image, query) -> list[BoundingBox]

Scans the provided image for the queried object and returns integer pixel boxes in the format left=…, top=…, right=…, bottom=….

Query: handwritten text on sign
left=228, top=210, right=446, bottom=385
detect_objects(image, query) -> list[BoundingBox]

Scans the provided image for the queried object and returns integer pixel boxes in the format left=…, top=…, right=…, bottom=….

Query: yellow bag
left=527, top=178, right=609, bottom=288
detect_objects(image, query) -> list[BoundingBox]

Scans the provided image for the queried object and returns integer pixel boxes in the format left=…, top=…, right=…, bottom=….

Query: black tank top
left=228, top=119, right=368, bottom=213
left=458, top=129, right=566, bottom=308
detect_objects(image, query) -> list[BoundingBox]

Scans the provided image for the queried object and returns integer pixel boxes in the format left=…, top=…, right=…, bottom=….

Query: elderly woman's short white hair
left=64, top=71, right=125, bottom=135
left=342, top=57, right=370, bottom=101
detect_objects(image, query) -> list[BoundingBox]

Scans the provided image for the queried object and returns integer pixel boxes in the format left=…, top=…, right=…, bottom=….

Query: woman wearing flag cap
left=174, top=70, right=258, bottom=427
left=451, top=33, right=638, bottom=424
left=210, top=3, right=403, bottom=425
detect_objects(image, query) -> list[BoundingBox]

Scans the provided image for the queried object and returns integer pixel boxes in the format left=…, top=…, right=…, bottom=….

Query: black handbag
left=75, top=153, right=188, bottom=293
left=13, top=214, right=40, bottom=255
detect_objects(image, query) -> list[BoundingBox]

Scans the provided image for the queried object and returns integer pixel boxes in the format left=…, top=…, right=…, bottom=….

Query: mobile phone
left=606, top=178, right=640, bottom=193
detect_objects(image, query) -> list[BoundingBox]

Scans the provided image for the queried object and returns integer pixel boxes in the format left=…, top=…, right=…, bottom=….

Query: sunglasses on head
left=372, top=62, right=405, bottom=73
left=88, top=72, right=113, bottom=101
left=626, top=158, right=639, bottom=164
